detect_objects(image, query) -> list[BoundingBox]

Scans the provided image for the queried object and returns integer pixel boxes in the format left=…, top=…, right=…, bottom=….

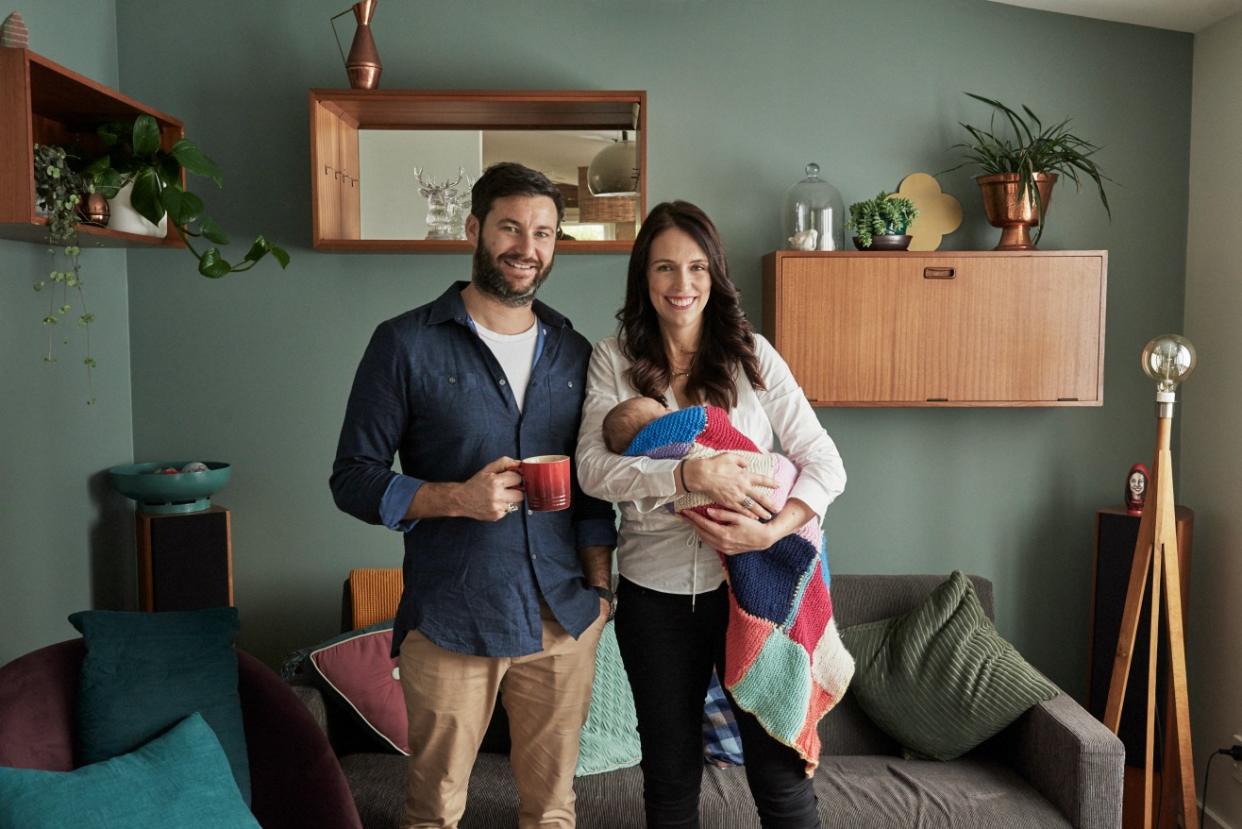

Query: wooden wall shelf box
left=309, top=89, right=646, bottom=253
left=0, top=49, right=185, bottom=248
left=762, top=250, right=1107, bottom=407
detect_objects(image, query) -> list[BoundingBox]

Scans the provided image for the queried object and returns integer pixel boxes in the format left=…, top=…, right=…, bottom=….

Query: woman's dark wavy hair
left=617, top=200, right=763, bottom=408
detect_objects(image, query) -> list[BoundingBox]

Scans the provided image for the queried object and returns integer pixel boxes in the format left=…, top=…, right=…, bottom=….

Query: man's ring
left=505, top=503, right=519, bottom=513
left=740, top=497, right=755, bottom=509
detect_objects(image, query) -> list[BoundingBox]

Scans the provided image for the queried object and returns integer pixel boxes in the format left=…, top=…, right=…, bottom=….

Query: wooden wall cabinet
left=0, top=49, right=184, bottom=248
left=762, top=250, right=1107, bottom=407
left=309, top=89, right=645, bottom=253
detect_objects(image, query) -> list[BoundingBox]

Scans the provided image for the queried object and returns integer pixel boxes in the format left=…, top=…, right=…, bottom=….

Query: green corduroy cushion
left=68, top=607, right=251, bottom=803
left=575, top=619, right=641, bottom=776
left=841, top=571, right=1059, bottom=761
left=0, top=713, right=259, bottom=829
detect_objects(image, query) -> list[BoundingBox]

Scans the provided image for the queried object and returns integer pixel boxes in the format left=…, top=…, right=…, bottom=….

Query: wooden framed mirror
left=309, top=89, right=646, bottom=253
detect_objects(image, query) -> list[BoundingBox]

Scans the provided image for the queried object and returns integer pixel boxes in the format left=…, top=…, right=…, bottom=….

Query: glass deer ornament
left=446, top=172, right=475, bottom=241
left=415, top=168, right=465, bottom=240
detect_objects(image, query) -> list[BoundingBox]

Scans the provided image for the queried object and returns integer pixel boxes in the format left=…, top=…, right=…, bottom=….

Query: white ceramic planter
left=107, top=181, right=168, bottom=238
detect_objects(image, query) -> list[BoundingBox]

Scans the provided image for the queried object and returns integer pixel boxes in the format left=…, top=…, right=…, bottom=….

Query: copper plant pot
left=77, top=191, right=110, bottom=226
left=976, top=172, right=1057, bottom=250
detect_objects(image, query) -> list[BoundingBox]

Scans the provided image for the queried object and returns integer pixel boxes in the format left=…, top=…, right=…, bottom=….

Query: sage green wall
left=112, top=0, right=1192, bottom=694
left=1183, top=11, right=1242, bottom=828
left=0, top=1, right=136, bottom=666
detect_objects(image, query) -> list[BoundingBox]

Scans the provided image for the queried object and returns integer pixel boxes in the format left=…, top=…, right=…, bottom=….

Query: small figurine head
left=1125, top=463, right=1150, bottom=515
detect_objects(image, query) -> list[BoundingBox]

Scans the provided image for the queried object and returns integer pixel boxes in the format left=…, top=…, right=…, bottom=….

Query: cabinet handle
left=924, top=267, right=956, bottom=280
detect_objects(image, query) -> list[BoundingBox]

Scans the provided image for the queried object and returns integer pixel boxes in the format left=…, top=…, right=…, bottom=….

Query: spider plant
left=945, top=93, right=1112, bottom=243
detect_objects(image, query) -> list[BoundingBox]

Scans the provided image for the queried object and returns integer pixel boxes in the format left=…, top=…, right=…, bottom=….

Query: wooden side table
left=136, top=505, right=234, bottom=611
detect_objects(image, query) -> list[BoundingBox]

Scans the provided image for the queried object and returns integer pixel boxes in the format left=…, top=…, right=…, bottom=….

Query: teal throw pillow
left=0, top=712, right=259, bottom=829
left=68, top=607, right=251, bottom=803
left=575, top=619, right=641, bottom=776
left=841, top=571, right=1059, bottom=761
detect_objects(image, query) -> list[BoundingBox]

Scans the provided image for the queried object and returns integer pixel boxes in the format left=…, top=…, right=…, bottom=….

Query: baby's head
left=603, top=396, right=669, bottom=454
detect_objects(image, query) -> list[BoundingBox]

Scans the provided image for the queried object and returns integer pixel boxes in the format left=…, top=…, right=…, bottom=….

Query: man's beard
left=472, top=243, right=554, bottom=307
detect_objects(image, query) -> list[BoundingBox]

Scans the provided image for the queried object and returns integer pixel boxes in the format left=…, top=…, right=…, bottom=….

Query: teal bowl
left=108, top=461, right=231, bottom=514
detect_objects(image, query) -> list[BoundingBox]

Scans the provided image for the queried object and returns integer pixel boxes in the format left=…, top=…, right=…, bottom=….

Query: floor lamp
left=1103, top=334, right=1199, bottom=829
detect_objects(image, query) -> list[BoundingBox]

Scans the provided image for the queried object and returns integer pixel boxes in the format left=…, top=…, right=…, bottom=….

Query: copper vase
left=346, top=0, right=382, bottom=90
left=976, top=172, right=1057, bottom=250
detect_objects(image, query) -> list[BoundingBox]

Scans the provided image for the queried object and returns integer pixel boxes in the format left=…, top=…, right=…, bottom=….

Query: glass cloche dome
left=782, top=162, right=844, bottom=251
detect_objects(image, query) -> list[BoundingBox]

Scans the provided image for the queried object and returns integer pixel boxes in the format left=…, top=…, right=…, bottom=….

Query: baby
left=601, top=396, right=854, bottom=774
left=602, top=395, right=782, bottom=517
left=602, top=396, right=671, bottom=454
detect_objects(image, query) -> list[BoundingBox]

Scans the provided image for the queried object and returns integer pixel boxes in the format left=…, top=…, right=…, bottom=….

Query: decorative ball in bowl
left=108, top=461, right=231, bottom=514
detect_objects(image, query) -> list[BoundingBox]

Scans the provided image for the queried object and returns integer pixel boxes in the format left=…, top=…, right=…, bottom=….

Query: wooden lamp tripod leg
left=1103, top=415, right=1198, bottom=829
left=1154, top=443, right=1198, bottom=828
left=1103, top=453, right=1157, bottom=736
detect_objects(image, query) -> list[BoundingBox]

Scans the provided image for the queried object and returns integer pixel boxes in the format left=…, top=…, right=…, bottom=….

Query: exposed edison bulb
left=1140, top=334, right=1197, bottom=400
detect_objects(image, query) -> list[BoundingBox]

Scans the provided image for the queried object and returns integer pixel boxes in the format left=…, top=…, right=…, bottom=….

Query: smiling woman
left=646, top=228, right=712, bottom=340
left=574, top=200, right=847, bottom=828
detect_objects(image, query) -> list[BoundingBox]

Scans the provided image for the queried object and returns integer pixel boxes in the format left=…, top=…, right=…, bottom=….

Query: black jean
left=614, top=576, right=822, bottom=829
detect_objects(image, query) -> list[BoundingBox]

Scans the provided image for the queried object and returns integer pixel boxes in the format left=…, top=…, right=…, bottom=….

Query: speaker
left=1088, top=505, right=1193, bottom=772
left=136, top=506, right=233, bottom=612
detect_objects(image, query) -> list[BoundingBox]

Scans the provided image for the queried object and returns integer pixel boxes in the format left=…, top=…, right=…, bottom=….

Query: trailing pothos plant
left=33, top=143, right=96, bottom=404
left=84, top=115, right=289, bottom=277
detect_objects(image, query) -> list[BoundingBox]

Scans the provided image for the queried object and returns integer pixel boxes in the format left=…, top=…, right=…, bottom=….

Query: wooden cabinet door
left=763, top=251, right=1106, bottom=407
left=920, top=255, right=1104, bottom=403
left=337, top=120, right=361, bottom=240
left=769, top=255, right=925, bottom=403
left=312, top=101, right=343, bottom=241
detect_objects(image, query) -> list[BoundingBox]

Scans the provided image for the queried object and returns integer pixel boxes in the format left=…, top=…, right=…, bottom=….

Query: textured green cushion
left=68, top=608, right=250, bottom=803
left=841, top=571, right=1059, bottom=761
left=0, top=713, right=259, bottom=828
left=575, top=619, right=641, bottom=776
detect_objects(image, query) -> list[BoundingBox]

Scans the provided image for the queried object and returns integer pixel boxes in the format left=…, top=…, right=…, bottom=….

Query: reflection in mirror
left=357, top=129, right=641, bottom=242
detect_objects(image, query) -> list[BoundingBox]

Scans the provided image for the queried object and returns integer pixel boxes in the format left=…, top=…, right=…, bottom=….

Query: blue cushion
left=68, top=608, right=250, bottom=803
left=0, top=712, right=259, bottom=828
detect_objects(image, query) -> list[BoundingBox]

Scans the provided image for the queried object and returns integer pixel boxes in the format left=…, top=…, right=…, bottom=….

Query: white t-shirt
left=474, top=319, right=538, bottom=411
left=576, top=334, right=847, bottom=595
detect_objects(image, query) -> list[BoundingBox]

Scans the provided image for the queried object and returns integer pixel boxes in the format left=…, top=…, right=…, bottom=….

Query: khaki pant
left=398, top=606, right=605, bottom=829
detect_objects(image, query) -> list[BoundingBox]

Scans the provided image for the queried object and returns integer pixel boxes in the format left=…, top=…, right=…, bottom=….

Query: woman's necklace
left=669, top=346, right=696, bottom=379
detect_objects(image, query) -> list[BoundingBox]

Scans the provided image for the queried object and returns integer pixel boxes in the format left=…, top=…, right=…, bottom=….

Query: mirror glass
left=357, top=129, right=641, bottom=242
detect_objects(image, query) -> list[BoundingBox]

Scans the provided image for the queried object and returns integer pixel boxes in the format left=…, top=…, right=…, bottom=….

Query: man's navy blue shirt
left=330, top=282, right=616, bottom=658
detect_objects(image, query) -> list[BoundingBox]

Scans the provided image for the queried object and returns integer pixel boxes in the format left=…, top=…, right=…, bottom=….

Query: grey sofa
left=296, top=574, right=1124, bottom=828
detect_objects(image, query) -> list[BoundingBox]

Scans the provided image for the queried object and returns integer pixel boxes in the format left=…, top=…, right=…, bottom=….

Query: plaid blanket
left=626, top=404, right=854, bottom=774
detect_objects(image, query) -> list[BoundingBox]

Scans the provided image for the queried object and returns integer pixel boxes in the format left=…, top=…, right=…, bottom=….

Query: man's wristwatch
left=593, top=585, right=615, bottom=616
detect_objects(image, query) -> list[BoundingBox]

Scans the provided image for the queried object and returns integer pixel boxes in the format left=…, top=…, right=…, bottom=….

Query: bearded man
left=331, top=162, right=616, bottom=829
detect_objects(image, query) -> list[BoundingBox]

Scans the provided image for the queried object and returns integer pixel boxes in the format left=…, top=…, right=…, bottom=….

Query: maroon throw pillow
left=308, top=628, right=408, bottom=754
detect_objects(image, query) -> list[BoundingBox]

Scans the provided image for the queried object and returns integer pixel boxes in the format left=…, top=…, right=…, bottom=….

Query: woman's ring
left=505, top=503, right=519, bottom=513
left=740, top=497, right=755, bottom=509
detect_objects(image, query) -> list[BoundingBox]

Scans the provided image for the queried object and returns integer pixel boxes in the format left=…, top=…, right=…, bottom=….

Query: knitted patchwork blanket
left=625, top=404, right=854, bottom=774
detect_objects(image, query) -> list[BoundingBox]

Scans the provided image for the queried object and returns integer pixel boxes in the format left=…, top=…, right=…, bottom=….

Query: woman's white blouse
left=576, top=334, right=846, bottom=595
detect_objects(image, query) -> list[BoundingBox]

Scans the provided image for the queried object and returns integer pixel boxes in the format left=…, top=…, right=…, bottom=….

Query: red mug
left=520, top=455, right=571, bottom=512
